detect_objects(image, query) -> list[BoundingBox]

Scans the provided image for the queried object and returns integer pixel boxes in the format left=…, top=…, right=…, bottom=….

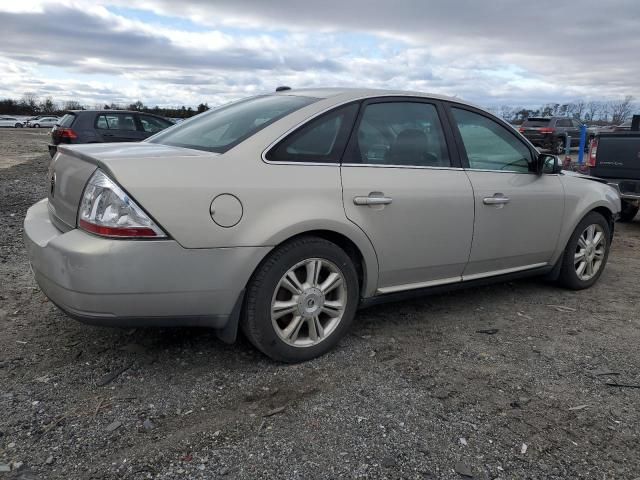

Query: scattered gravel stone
left=105, top=421, right=122, bottom=432
left=142, top=419, right=155, bottom=431
left=454, top=461, right=473, bottom=478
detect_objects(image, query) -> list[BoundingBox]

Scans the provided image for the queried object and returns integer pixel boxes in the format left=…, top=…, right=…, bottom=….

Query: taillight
left=57, top=127, right=77, bottom=140
left=78, top=170, right=166, bottom=239
left=587, top=137, right=598, bottom=167
left=539, top=127, right=555, bottom=134
left=518, top=127, right=525, bottom=133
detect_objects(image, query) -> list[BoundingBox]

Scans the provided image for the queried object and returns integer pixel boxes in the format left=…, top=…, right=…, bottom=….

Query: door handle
left=353, top=193, right=393, bottom=206
left=483, top=194, right=510, bottom=206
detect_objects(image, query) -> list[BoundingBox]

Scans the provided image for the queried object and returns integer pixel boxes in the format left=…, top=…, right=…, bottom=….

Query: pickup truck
left=588, top=131, right=640, bottom=221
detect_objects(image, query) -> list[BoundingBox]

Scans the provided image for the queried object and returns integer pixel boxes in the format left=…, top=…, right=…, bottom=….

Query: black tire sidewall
left=559, top=212, right=611, bottom=289
left=243, top=237, right=359, bottom=363
left=619, top=201, right=638, bottom=222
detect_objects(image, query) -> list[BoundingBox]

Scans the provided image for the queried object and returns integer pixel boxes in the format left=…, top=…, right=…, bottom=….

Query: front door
left=341, top=99, right=475, bottom=293
left=448, top=106, right=564, bottom=279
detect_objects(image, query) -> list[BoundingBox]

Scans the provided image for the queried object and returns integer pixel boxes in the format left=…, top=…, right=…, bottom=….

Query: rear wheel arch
left=252, top=229, right=374, bottom=300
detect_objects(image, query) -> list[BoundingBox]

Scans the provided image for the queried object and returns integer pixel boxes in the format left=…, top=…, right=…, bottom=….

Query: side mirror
left=537, top=153, right=562, bottom=175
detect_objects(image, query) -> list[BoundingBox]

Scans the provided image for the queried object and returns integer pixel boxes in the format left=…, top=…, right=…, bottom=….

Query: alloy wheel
left=271, top=258, right=347, bottom=347
left=574, top=224, right=606, bottom=281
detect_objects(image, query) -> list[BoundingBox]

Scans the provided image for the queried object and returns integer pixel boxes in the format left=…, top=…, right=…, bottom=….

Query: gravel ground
left=1, top=128, right=639, bottom=479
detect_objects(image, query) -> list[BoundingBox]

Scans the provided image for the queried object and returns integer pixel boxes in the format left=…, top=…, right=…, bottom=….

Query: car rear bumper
left=24, top=199, right=270, bottom=329
left=522, top=133, right=553, bottom=149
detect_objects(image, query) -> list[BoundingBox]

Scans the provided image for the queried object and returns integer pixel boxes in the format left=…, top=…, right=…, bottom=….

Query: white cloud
left=0, top=0, right=637, bottom=108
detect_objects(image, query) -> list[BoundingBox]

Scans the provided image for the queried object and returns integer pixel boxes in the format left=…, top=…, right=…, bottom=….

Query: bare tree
left=20, top=92, right=40, bottom=114
left=585, top=101, right=600, bottom=121
left=610, top=95, right=634, bottom=124
left=40, top=97, right=57, bottom=114
left=63, top=100, right=83, bottom=110
left=499, top=105, right=514, bottom=122
left=572, top=100, right=585, bottom=120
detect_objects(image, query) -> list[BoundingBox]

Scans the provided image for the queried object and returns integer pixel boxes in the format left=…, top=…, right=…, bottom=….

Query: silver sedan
left=24, top=88, right=621, bottom=362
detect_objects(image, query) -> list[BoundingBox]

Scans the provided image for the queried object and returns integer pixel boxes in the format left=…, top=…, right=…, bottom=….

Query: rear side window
left=96, top=113, right=137, bottom=131
left=452, top=107, right=533, bottom=173
left=345, top=101, right=451, bottom=167
left=139, top=115, right=173, bottom=133
left=149, top=95, right=317, bottom=153
left=267, top=104, right=359, bottom=163
left=556, top=119, right=571, bottom=127
left=522, top=119, right=550, bottom=127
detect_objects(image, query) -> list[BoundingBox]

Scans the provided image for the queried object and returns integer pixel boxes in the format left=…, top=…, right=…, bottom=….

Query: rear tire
left=241, top=236, right=359, bottom=363
left=554, top=137, right=566, bottom=155
left=557, top=212, right=611, bottom=290
left=619, top=201, right=639, bottom=222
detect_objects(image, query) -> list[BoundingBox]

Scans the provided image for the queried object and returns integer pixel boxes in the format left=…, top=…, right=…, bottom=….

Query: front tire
left=14, top=123, right=22, bottom=128
left=558, top=212, right=611, bottom=289
left=241, top=236, right=359, bottom=363
left=619, top=201, right=639, bottom=222
left=33, top=124, right=40, bottom=128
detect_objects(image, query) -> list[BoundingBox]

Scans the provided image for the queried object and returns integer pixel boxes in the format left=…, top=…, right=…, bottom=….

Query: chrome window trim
left=262, top=93, right=449, bottom=166
left=342, top=163, right=464, bottom=171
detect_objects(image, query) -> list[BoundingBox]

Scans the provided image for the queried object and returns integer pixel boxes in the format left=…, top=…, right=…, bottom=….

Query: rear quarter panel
left=99, top=97, right=381, bottom=296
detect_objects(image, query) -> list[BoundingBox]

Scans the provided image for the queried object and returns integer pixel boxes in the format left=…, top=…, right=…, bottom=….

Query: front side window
left=345, top=102, right=451, bottom=167
left=149, top=95, right=317, bottom=153
left=452, top=108, right=532, bottom=173
left=267, top=104, right=358, bottom=163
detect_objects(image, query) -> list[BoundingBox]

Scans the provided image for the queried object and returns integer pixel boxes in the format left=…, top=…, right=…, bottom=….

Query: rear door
left=95, top=113, right=145, bottom=142
left=340, top=98, right=474, bottom=292
left=447, top=104, right=564, bottom=278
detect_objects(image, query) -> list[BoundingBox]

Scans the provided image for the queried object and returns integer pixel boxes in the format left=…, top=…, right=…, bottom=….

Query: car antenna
left=275, top=86, right=291, bottom=92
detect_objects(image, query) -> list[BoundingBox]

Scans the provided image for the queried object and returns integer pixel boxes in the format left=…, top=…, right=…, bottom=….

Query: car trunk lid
left=47, top=143, right=211, bottom=232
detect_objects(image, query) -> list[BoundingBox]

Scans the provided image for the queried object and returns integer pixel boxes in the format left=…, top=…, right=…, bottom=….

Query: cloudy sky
left=1, top=0, right=638, bottom=109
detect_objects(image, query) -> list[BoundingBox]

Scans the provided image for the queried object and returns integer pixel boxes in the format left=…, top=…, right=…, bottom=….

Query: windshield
left=148, top=95, right=318, bottom=153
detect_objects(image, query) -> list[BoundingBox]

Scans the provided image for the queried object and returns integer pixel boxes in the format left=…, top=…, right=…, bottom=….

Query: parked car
left=0, top=116, right=24, bottom=128
left=48, top=110, right=174, bottom=157
left=24, top=116, right=59, bottom=128
left=25, top=88, right=621, bottom=362
left=519, top=117, right=591, bottom=154
left=588, top=130, right=640, bottom=221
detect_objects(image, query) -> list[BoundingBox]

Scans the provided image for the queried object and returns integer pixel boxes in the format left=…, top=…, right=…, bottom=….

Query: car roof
left=274, top=87, right=481, bottom=109
left=68, top=109, right=165, bottom=116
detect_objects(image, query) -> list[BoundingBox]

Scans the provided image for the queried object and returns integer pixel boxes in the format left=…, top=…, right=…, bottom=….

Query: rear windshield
left=522, top=118, right=551, bottom=127
left=148, top=95, right=318, bottom=153
left=59, top=114, right=76, bottom=127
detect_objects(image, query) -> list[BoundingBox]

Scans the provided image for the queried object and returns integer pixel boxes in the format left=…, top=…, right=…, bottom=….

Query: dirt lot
left=1, top=128, right=639, bottom=479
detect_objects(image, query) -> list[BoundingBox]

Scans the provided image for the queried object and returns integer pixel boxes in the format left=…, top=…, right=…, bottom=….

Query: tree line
left=1, top=93, right=636, bottom=124
left=0, top=94, right=210, bottom=119
left=488, top=96, right=636, bottom=125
